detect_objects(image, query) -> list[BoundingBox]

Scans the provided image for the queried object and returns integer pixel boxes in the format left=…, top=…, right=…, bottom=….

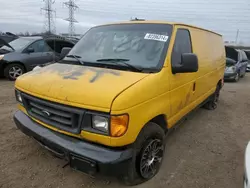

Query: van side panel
left=167, top=25, right=225, bottom=128
left=189, top=27, right=225, bottom=101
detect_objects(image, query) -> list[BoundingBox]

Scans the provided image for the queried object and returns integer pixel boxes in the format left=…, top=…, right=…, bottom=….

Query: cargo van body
left=14, top=21, right=225, bottom=184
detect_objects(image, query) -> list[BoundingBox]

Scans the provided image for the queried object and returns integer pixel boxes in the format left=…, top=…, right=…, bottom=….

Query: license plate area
left=70, top=154, right=97, bottom=175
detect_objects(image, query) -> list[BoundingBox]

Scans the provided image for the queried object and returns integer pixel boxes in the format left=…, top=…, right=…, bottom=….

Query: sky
left=0, top=0, right=250, bottom=44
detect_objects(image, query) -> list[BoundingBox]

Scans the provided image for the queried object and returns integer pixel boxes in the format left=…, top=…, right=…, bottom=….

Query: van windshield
left=64, top=23, right=173, bottom=72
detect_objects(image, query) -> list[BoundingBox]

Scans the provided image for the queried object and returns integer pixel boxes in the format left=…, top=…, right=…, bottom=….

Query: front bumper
left=247, top=66, right=250, bottom=72
left=224, top=72, right=237, bottom=80
left=14, top=110, right=133, bottom=176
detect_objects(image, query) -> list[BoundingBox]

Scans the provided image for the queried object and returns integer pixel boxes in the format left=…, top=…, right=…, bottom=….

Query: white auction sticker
left=144, top=33, right=169, bottom=42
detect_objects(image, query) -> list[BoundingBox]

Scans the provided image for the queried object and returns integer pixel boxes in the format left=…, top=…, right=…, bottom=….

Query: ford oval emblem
left=42, top=110, right=51, bottom=117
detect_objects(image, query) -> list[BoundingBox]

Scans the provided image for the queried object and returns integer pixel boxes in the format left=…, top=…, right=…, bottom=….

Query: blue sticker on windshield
left=144, top=33, right=169, bottom=42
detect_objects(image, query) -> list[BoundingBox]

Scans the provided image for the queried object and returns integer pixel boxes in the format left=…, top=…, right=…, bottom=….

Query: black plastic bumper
left=14, top=110, right=133, bottom=176
left=224, top=72, right=237, bottom=79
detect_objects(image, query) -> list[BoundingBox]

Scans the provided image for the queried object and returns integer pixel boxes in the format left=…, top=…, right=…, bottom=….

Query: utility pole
left=235, top=29, right=240, bottom=44
left=64, top=0, right=78, bottom=37
left=41, top=0, right=56, bottom=34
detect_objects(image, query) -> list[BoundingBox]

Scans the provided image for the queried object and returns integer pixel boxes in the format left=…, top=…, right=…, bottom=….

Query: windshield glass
left=64, top=23, right=173, bottom=72
left=0, top=37, right=35, bottom=51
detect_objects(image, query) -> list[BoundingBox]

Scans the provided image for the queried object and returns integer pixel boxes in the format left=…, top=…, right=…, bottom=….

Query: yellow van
left=14, top=20, right=225, bottom=185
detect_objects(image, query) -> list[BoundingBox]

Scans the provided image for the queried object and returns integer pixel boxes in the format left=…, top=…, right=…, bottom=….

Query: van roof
left=98, top=20, right=222, bottom=36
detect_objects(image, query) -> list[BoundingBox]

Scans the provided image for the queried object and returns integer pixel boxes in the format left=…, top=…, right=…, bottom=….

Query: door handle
left=193, top=82, right=196, bottom=91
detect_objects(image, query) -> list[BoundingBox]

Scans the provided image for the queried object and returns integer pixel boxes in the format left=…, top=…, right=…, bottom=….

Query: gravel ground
left=1, top=75, right=250, bottom=188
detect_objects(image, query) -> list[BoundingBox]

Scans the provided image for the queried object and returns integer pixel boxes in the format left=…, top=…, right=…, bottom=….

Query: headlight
left=91, top=114, right=129, bottom=136
left=0, top=55, right=4, bottom=61
left=226, top=66, right=236, bottom=73
left=92, top=115, right=109, bottom=133
left=15, top=90, right=23, bottom=104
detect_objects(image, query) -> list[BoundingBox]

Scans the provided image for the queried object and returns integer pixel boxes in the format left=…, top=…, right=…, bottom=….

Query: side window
left=28, top=40, right=51, bottom=53
left=171, top=29, right=192, bottom=66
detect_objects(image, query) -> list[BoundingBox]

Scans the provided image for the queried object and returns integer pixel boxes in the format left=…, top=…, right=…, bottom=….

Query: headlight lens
left=15, top=90, right=23, bottom=103
left=226, top=66, right=236, bottom=73
left=0, top=55, right=4, bottom=61
left=111, top=114, right=129, bottom=137
left=92, top=115, right=109, bottom=133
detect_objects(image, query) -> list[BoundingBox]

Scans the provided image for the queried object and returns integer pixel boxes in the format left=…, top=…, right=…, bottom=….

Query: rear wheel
left=203, top=85, right=220, bottom=110
left=4, top=64, right=25, bottom=81
left=121, top=123, right=165, bottom=186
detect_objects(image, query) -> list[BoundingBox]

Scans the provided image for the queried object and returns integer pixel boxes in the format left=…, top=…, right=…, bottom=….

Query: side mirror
left=60, top=47, right=72, bottom=59
left=172, top=53, right=198, bottom=74
left=27, top=47, right=35, bottom=53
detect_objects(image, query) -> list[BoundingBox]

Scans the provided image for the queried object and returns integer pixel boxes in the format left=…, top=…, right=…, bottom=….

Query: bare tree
left=24, top=31, right=30, bottom=36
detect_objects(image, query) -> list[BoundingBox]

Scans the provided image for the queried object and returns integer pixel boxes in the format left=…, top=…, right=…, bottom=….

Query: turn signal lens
left=110, top=114, right=129, bottom=137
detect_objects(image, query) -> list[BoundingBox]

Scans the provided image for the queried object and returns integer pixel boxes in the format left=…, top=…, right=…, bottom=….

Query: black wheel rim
left=139, top=139, right=164, bottom=179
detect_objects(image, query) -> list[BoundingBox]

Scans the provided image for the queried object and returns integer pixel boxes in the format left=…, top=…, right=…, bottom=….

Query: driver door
left=23, top=40, right=54, bottom=70
left=168, top=27, right=197, bottom=127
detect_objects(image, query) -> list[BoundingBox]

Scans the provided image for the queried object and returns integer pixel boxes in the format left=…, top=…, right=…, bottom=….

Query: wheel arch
left=217, top=79, right=223, bottom=89
left=148, top=114, right=168, bottom=134
left=3, top=61, right=27, bottom=72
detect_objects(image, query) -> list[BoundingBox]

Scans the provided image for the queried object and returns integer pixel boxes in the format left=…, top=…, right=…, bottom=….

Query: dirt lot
left=1, top=75, right=250, bottom=188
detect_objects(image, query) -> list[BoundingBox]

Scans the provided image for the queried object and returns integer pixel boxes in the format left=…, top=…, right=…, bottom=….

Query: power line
left=41, top=0, right=56, bottom=34
left=64, top=0, right=78, bottom=37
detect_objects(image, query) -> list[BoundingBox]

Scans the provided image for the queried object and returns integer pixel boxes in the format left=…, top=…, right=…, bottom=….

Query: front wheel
left=121, top=123, right=165, bottom=186
left=4, top=64, right=25, bottom=81
left=240, top=70, right=246, bottom=78
left=234, top=72, right=240, bottom=82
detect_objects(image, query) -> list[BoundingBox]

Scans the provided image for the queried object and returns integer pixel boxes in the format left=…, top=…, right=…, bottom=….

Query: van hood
left=15, top=63, right=149, bottom=111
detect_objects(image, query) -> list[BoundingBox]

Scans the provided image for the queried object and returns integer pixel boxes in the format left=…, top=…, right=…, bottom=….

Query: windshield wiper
left=66, top=55, right=85, bottom=65
left=96, top=58, right=142, bottom=72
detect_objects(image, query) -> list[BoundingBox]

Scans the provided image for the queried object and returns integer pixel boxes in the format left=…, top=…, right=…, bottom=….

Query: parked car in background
left=244, top=50, right=250, bottom=72
left=0, top=32, right=18, bottom=47
left=0, top=35, right=76, bottom=80
left=224, top=47, right=248, bottom=82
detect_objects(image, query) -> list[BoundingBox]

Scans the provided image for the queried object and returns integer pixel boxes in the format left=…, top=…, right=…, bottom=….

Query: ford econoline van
left=14, top=20, right=225, bottom=185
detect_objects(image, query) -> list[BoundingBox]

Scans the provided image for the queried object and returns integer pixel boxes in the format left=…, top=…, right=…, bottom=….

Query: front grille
left=22, top=93, right=84, bottom=134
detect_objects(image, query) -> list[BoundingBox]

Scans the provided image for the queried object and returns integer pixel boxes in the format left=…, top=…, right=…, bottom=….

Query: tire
left=121, top=122, right=166, bottom=186
left=240, top=71, right=246, bottom=78
left=203, top=85, right=220, bottom=110
left=4, top=63, right=25, bottom=81
left=234, top=72, right=240, bottom=82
